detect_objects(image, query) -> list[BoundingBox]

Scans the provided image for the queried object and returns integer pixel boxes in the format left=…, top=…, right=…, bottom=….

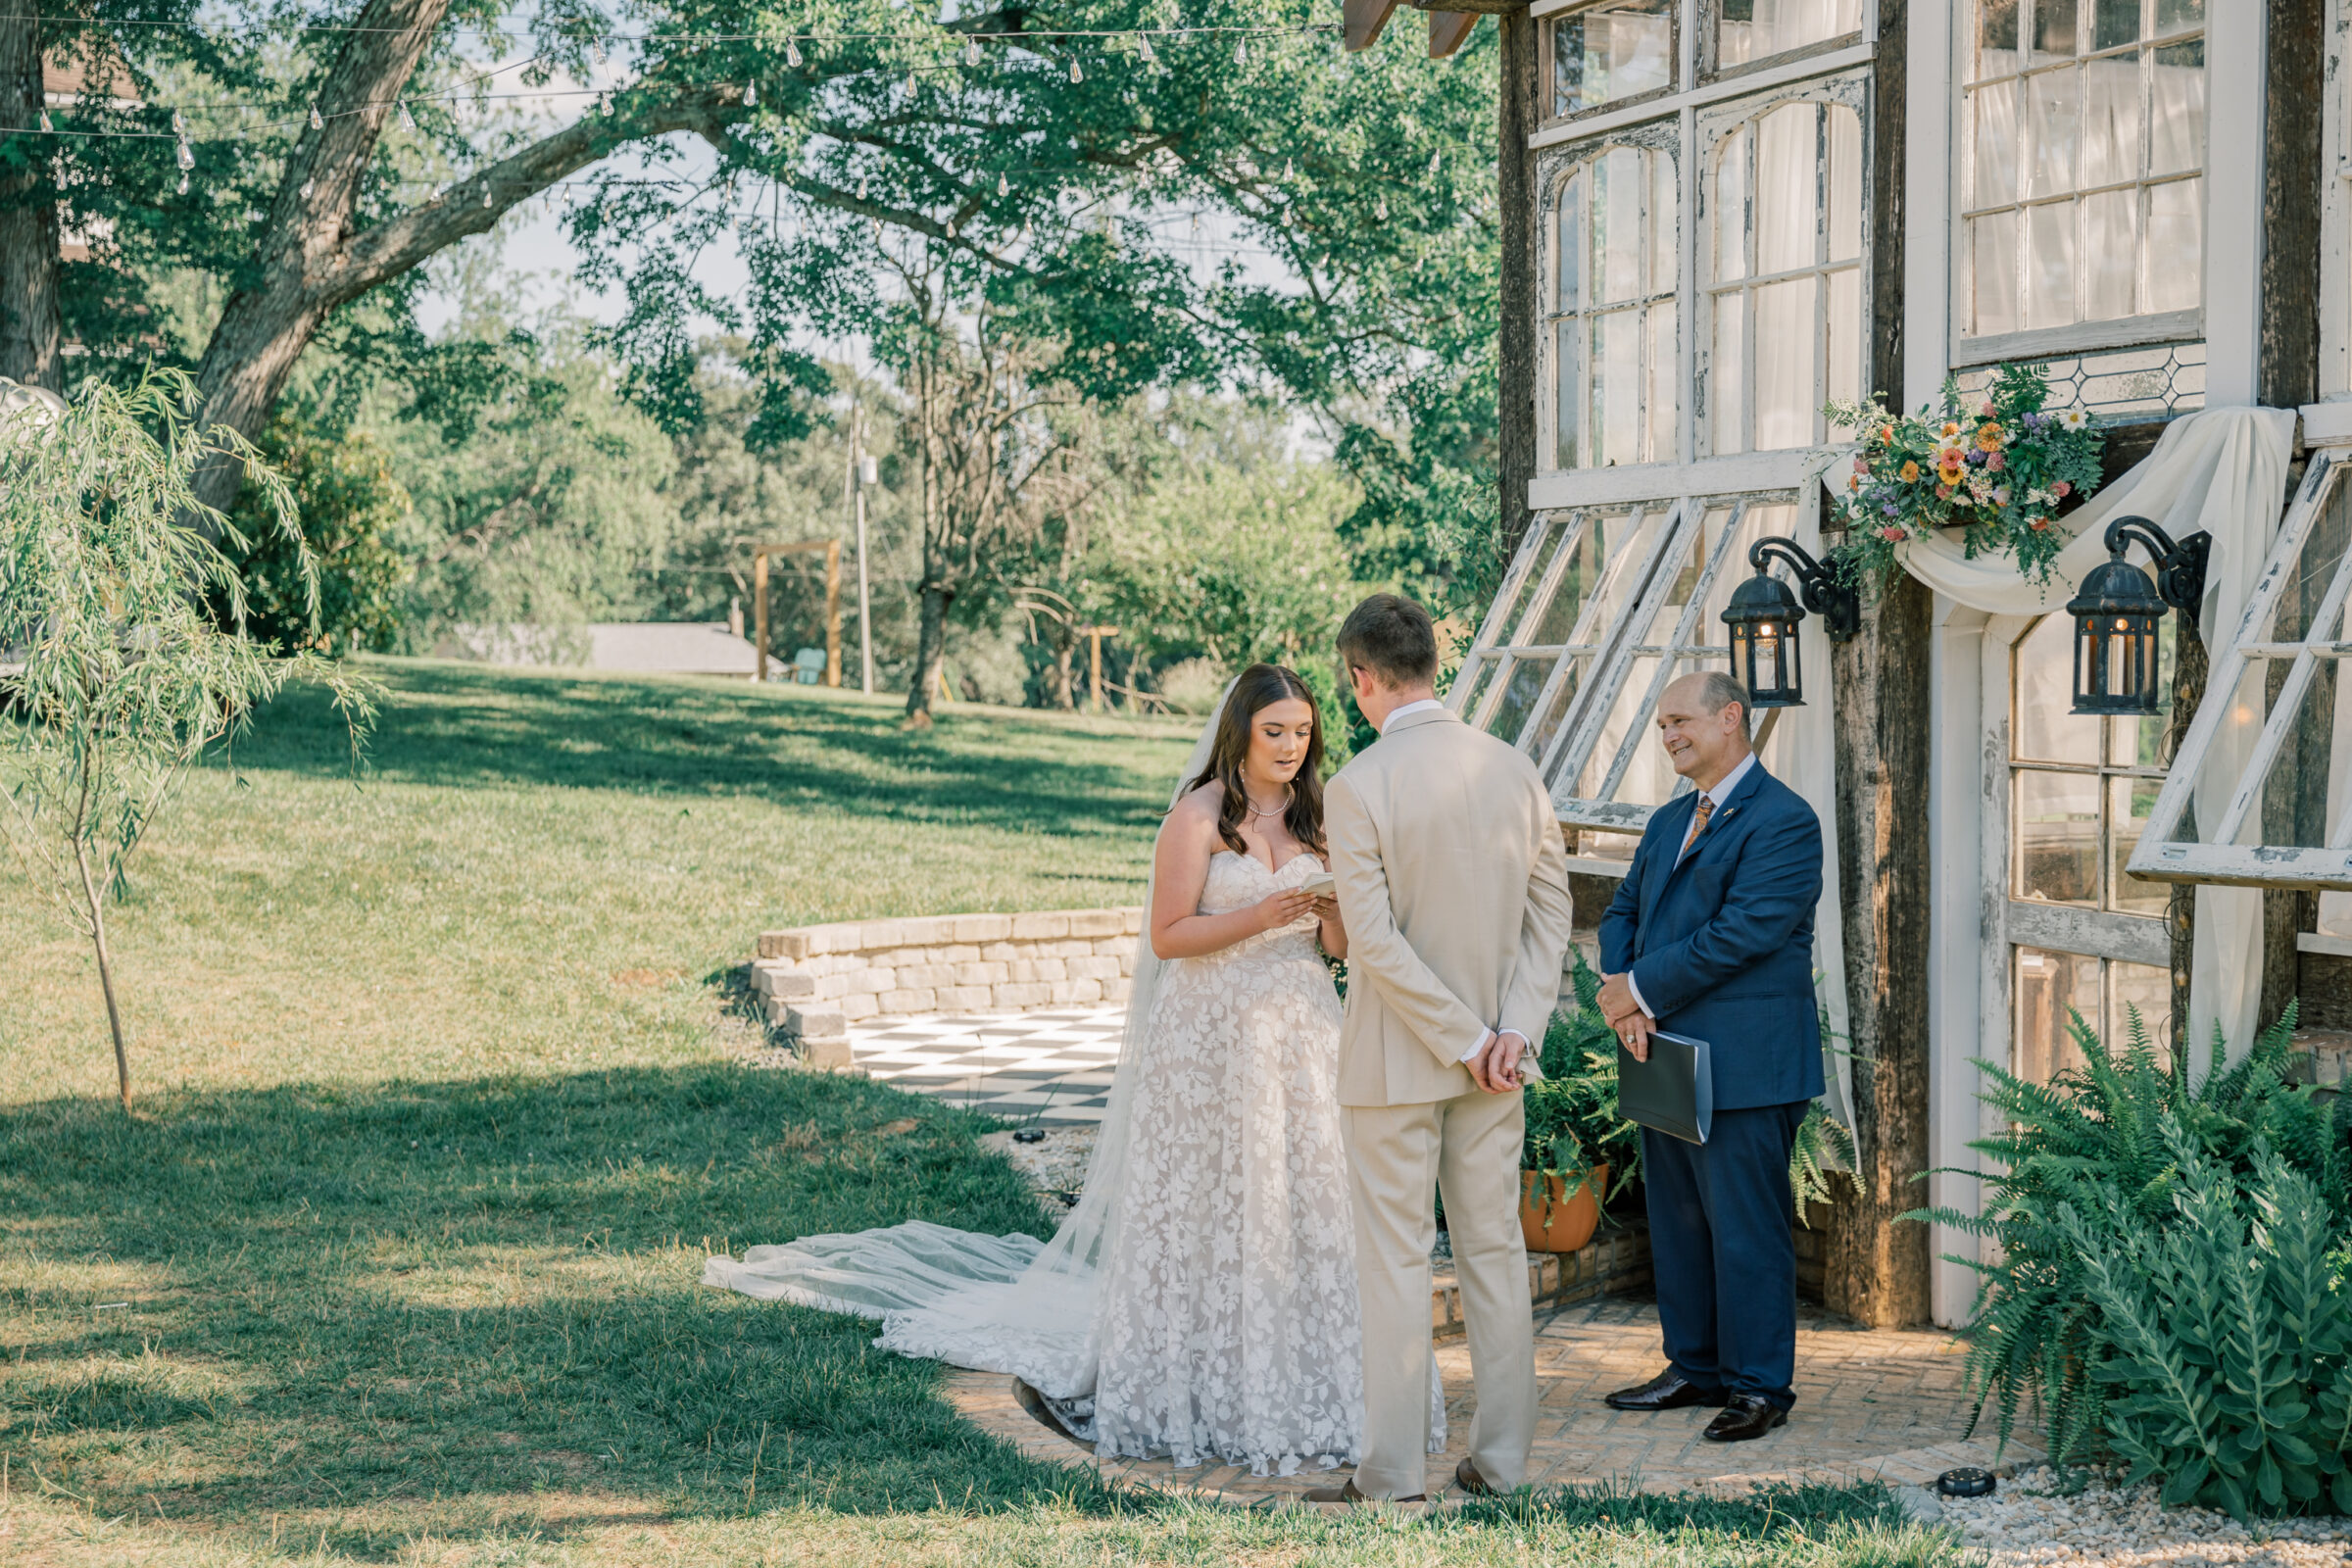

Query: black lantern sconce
left=2065, top=515, right=2211, bottom=716
left=1719, top=536, right=1861, bottom=710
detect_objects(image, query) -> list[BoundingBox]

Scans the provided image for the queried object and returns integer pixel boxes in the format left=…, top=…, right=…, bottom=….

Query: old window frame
left=2129, top=451, right=2352, bottom=888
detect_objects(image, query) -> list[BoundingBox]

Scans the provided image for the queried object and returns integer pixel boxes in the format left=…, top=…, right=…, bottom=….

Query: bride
left=705, top=663, right=1375, bottom=1476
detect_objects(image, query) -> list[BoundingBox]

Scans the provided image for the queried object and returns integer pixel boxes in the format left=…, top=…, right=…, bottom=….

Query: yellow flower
left=1899, top=461, right=1920, bottom=482
left=1976, top=422, right=2004, bottom=452
left=1938, top=421, right=1962, bottom=440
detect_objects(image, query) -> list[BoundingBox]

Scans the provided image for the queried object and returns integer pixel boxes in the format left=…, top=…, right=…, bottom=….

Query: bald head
left=1655, top=671, right=1753, bottom=792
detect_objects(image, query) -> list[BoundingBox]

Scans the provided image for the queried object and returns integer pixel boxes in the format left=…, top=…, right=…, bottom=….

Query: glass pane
left=1556, top=319, right=1584, bottom=467
left=2109, top=775, right=2168, bottom=912
left=2107, top=613, right=2178, bottom=764
left=2148, top=39, right=2206, bottom=175
left=1651, top=147, right=1679, bottom=295
left=1527, top=518, right=1607, bottom=646
left=1487, top=655, right=1560, bottom=744
left=2080, top=53, right=2142, bottom=188
left=1596, top=148, right=1647, bottom=304
left=2027, top=69, right=2081, bottom=197
left=1455, top=658, right=1502, bottom=721
left=1712, top=290, right=1745, bottom=452
left=1696, top=503, right=1791, bottom=630
left=1594, top=309, right=1642, bottom=466
left=2255, top=661, right=2344, bottom=848
left=2154, top=0, right=2202, bottom=33
left=1827, top=268, right=1861, bottom=418
left=1555, top=0, right=1675, bottom=116
left=2266, top=464, right=2352, bottom=644
left=2143, top=178, right=2201, bottom=313
left=1647, top=301, right=1677, bottom=463
left=1716, top=127, right=1749, bottom=281
left=2026, top=198, right=2079, bottom=328
left=1600, top=658, right=1684, bottom=804
left=2016, top=769, right=2102, bottom=905
left=1972, top=80, right=2021, bottom=208
left=1490, top=514, right=1567, bottom=638
left=1827, top=107, right=1863, bottom=261
left=2108, top=960, right=2174, bottom=1053
left=2015, top=612, right=2104, bottom=763
left=1752, top=275, right=1818, bottom=450
left=1979, top=0, right=2024, bottom=77
left=1755, top=104, right=1818, bottom=275
left=1970, top=209, right=2020, bottom=335
left=1524, top=659, right=1588, bottom=762
left=2031, top=0, right=2080, bottom=61
left=2082, top=189, right=2138, bottom=320
left=2092, top=0, right=2139, bottom=49
left=1557, top=173, right=1584, bottom=310
left=2015, top=946, right=2100, bottom=1082
left=1720, top=0, right=1863, bottom=68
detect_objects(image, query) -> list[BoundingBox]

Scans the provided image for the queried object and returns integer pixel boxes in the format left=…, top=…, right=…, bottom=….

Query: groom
left=1310, top=594, right=1575, bottom=1504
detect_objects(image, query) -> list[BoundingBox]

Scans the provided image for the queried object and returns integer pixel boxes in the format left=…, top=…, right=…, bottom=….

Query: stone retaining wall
left=750, top=907, right=1143, bottom=1066
left=1432, top=1229, right=1651, bottom=1341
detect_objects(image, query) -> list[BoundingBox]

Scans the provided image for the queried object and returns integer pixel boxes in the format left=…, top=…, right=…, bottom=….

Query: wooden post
left=1496, top=2, right=1540, bottom=565
left=753, top=548, right=770, bottom=685
left=1089, top=627, right=1105, bottom=713
left=824, top=540, right=843, bottom=688
left=1818, top=0, right=1931, bottom=1330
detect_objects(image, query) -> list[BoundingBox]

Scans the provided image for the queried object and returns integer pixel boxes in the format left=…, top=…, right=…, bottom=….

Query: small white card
left=1299, top=872, right=1337, bottom=898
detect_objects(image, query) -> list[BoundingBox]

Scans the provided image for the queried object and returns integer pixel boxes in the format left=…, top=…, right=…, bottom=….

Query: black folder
left=1617, top=1030, right=1714, bottom=1145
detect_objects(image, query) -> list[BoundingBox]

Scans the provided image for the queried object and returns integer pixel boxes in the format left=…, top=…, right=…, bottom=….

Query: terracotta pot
left=1519, top=1164, right=1608, bottom=1254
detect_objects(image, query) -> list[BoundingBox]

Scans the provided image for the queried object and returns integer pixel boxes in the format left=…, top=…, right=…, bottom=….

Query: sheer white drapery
left=1893, top=405, right=2296, bottom=1064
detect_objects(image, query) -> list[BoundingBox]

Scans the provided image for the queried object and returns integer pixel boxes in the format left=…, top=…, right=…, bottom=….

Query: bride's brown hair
left=1182, top=663, right=1327, bottom=858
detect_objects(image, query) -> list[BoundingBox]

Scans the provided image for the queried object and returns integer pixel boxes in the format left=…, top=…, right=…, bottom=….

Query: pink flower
left=1936, top=484, right=1953, bottom=500
left=1878, top=524, right=1907, bottom=542
left=2053, top=480, right=2072, bottom=497
left=1985, top=451, right=2006, bottom=472
left=1980, top=400, right=1996, bottom=417
left=1853, top=455, right=1870, bottom=474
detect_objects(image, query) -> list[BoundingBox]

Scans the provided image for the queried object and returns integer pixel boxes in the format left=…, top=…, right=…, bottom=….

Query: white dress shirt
left=1624, top=751, right=1757, bottom=1020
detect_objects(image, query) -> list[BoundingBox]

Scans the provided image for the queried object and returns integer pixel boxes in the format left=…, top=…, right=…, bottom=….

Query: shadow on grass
left=0, top=1062, right=1115, bottom=1552
left=218, top=660, right=1188, bottom=840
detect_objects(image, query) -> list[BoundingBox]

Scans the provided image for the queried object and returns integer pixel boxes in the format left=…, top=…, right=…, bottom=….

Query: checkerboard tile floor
left=849, top=1007, right=1127, bottom=1125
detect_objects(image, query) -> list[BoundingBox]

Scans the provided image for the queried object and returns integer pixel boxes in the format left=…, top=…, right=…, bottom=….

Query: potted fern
left=1520, top=957, right=1644, bottom=1252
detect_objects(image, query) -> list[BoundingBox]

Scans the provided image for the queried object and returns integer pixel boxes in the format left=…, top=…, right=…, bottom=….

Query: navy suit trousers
left=1642, top=1100, right=1809, bottom=1409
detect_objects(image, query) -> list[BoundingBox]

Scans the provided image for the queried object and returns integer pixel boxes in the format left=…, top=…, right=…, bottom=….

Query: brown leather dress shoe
left=1454, top=1457, right=1497, bottom=1496
left=1302, top=1479, right=1427, bottom=1505
left=1702, top=1395, right=1789, bottom=1442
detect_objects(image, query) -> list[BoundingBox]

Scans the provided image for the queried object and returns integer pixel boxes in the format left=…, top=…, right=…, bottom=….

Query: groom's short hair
left=1339, top=594, right=1439, bottom=688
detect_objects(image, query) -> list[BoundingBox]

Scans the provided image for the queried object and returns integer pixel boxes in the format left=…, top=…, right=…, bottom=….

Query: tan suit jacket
left=1324, top=705, right=1576, bottom=1107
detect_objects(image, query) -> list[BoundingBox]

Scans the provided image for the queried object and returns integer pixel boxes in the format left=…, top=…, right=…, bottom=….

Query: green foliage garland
left=1824, top=365, right=2106, bottom=587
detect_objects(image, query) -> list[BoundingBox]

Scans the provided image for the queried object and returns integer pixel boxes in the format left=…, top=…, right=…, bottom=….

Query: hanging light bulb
left=964, top=37, right=981, bottom=66
left=37, top=109, right=50, bottom=132
left=599, top=93, right=612, bottom=117
left=1069, top=58, right=1082, bottom=82
left=177, top=171, right=189, bottom=194
left=1427, top=149, right=1441, bottom=176
left=592, top=36, right=607, bottom=65
left=176, top=135, right=193, bottom=172
left=1236, top=38, right=1248, bottom=65
left=1375, top=196, right=1388, bottom=220
left=172, top=109, right=188, bottom=136
left=787, top=39, right=803, bottom=67
left=399, top=101, right=416, bottom=131
left=1138, top=34, right=1155, bottom=63
left=309, top=104, right=323, bottom=130
left=997, top=172, right=1008, bottom=196
left=744, top=80, right=758, bottom=108
left=1284, top=158, right=1295, bottom=178
left=301, top=178, right=315, bottom=200
left=482, top=182, right=494, bottom=208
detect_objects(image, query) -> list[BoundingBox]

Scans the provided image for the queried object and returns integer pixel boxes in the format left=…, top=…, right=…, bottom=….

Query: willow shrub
left=1918, top=1005, right=2352, bottom=1517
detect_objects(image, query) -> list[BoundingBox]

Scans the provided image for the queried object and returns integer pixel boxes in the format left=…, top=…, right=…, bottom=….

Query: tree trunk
left=1824, top=574, right=1935, bottom=1329
left=0, top=12, right=63, bottom=391
left=906, top=583, right=950, bottom=727
left=1495, top=5, right=1539, bottom=565
left=73, top=836, right=131, bottom=1111
left=1052, top=636, right=1076, bottom=710
left=2166, top=628, right=2208, bottom=1062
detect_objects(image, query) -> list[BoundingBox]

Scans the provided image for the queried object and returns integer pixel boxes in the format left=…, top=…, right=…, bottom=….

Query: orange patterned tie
left=1680, top=795, right=1714, bottom=858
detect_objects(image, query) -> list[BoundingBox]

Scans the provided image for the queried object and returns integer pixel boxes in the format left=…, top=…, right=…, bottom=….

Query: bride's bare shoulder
left=1162, top=783, right=1224, bottom=841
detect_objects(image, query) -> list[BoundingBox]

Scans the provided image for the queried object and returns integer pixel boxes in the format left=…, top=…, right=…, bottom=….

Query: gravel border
left=1939, top=1464, right=2351, bottom=1568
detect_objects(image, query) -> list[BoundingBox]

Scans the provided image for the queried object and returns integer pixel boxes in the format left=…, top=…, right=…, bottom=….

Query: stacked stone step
left=750, top=907, right=1147, bottom=1069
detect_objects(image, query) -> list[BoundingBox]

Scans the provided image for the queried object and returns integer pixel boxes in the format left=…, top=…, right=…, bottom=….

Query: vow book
left=1617, top=1030, right=1714, bottom=1145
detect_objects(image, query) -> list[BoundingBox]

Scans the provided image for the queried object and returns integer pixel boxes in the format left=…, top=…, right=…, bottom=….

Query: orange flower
left=1899, top=461, right=1920, bottom=482
left=1880, top=424, right=1895, bottom=443
left=1976, top=422, right=2004, bottom=452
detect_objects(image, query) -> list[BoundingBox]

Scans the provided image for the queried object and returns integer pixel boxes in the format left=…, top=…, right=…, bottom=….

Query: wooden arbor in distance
left=751, top=540, right=843, bottom=688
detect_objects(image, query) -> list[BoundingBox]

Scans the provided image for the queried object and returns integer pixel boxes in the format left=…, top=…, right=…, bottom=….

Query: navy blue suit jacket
left=1596, top=761, right=1825, bottom=1111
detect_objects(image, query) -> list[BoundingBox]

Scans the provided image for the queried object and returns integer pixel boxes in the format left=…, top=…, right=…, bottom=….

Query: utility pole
left=848, top=402, right=876, bottom=695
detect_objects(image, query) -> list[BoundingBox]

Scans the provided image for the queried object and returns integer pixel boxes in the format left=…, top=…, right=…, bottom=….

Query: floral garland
left=1823, top=363, right=2106, bottom=586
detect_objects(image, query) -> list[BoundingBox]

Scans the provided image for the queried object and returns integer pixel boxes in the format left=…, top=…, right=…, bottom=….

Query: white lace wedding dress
left=1088, top=849, right=1360, bottom=1475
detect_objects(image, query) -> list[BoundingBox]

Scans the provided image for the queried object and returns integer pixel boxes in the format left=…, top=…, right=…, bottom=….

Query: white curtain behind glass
left=1719, top=0, right=1863, bottom=68
left=1550, top=146, right=1678, bottom=471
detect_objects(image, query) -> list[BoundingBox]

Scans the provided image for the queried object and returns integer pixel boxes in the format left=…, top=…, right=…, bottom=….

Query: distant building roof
left=436, top=623, right=764, bottom=677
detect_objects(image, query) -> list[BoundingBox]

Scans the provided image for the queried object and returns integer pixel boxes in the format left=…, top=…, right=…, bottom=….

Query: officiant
left=1593, top=669, right=1825, bottom=1444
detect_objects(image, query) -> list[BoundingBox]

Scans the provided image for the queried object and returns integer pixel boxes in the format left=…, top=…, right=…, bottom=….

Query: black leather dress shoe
left=1702, top=1395, right=1789, bottom=1442
left=1603, top=1368, right=1732, bottom=1411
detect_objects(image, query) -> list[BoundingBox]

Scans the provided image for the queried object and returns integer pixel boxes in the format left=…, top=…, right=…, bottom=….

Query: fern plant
left=2060, top=1127, right=2352, bottom=1518
left=1913, top=1003, right=2352, bottom=1488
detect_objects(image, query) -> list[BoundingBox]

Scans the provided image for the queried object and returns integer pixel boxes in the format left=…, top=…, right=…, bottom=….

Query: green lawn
left=0, top=660, right=1959, bottom=1566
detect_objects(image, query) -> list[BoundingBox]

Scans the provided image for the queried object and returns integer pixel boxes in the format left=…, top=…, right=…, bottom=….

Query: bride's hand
left=1252, top=888, right=1318, bottom=932
left=1309, top=895, right=1341, bottom=924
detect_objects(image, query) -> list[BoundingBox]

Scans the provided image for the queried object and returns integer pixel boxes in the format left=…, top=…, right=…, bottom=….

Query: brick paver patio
left=947, top=1294, right=2040, bottom=1503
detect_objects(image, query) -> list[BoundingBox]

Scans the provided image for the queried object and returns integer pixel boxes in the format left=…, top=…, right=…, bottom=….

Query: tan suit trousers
left=1344, top=1087, right=1537, bottom=1498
